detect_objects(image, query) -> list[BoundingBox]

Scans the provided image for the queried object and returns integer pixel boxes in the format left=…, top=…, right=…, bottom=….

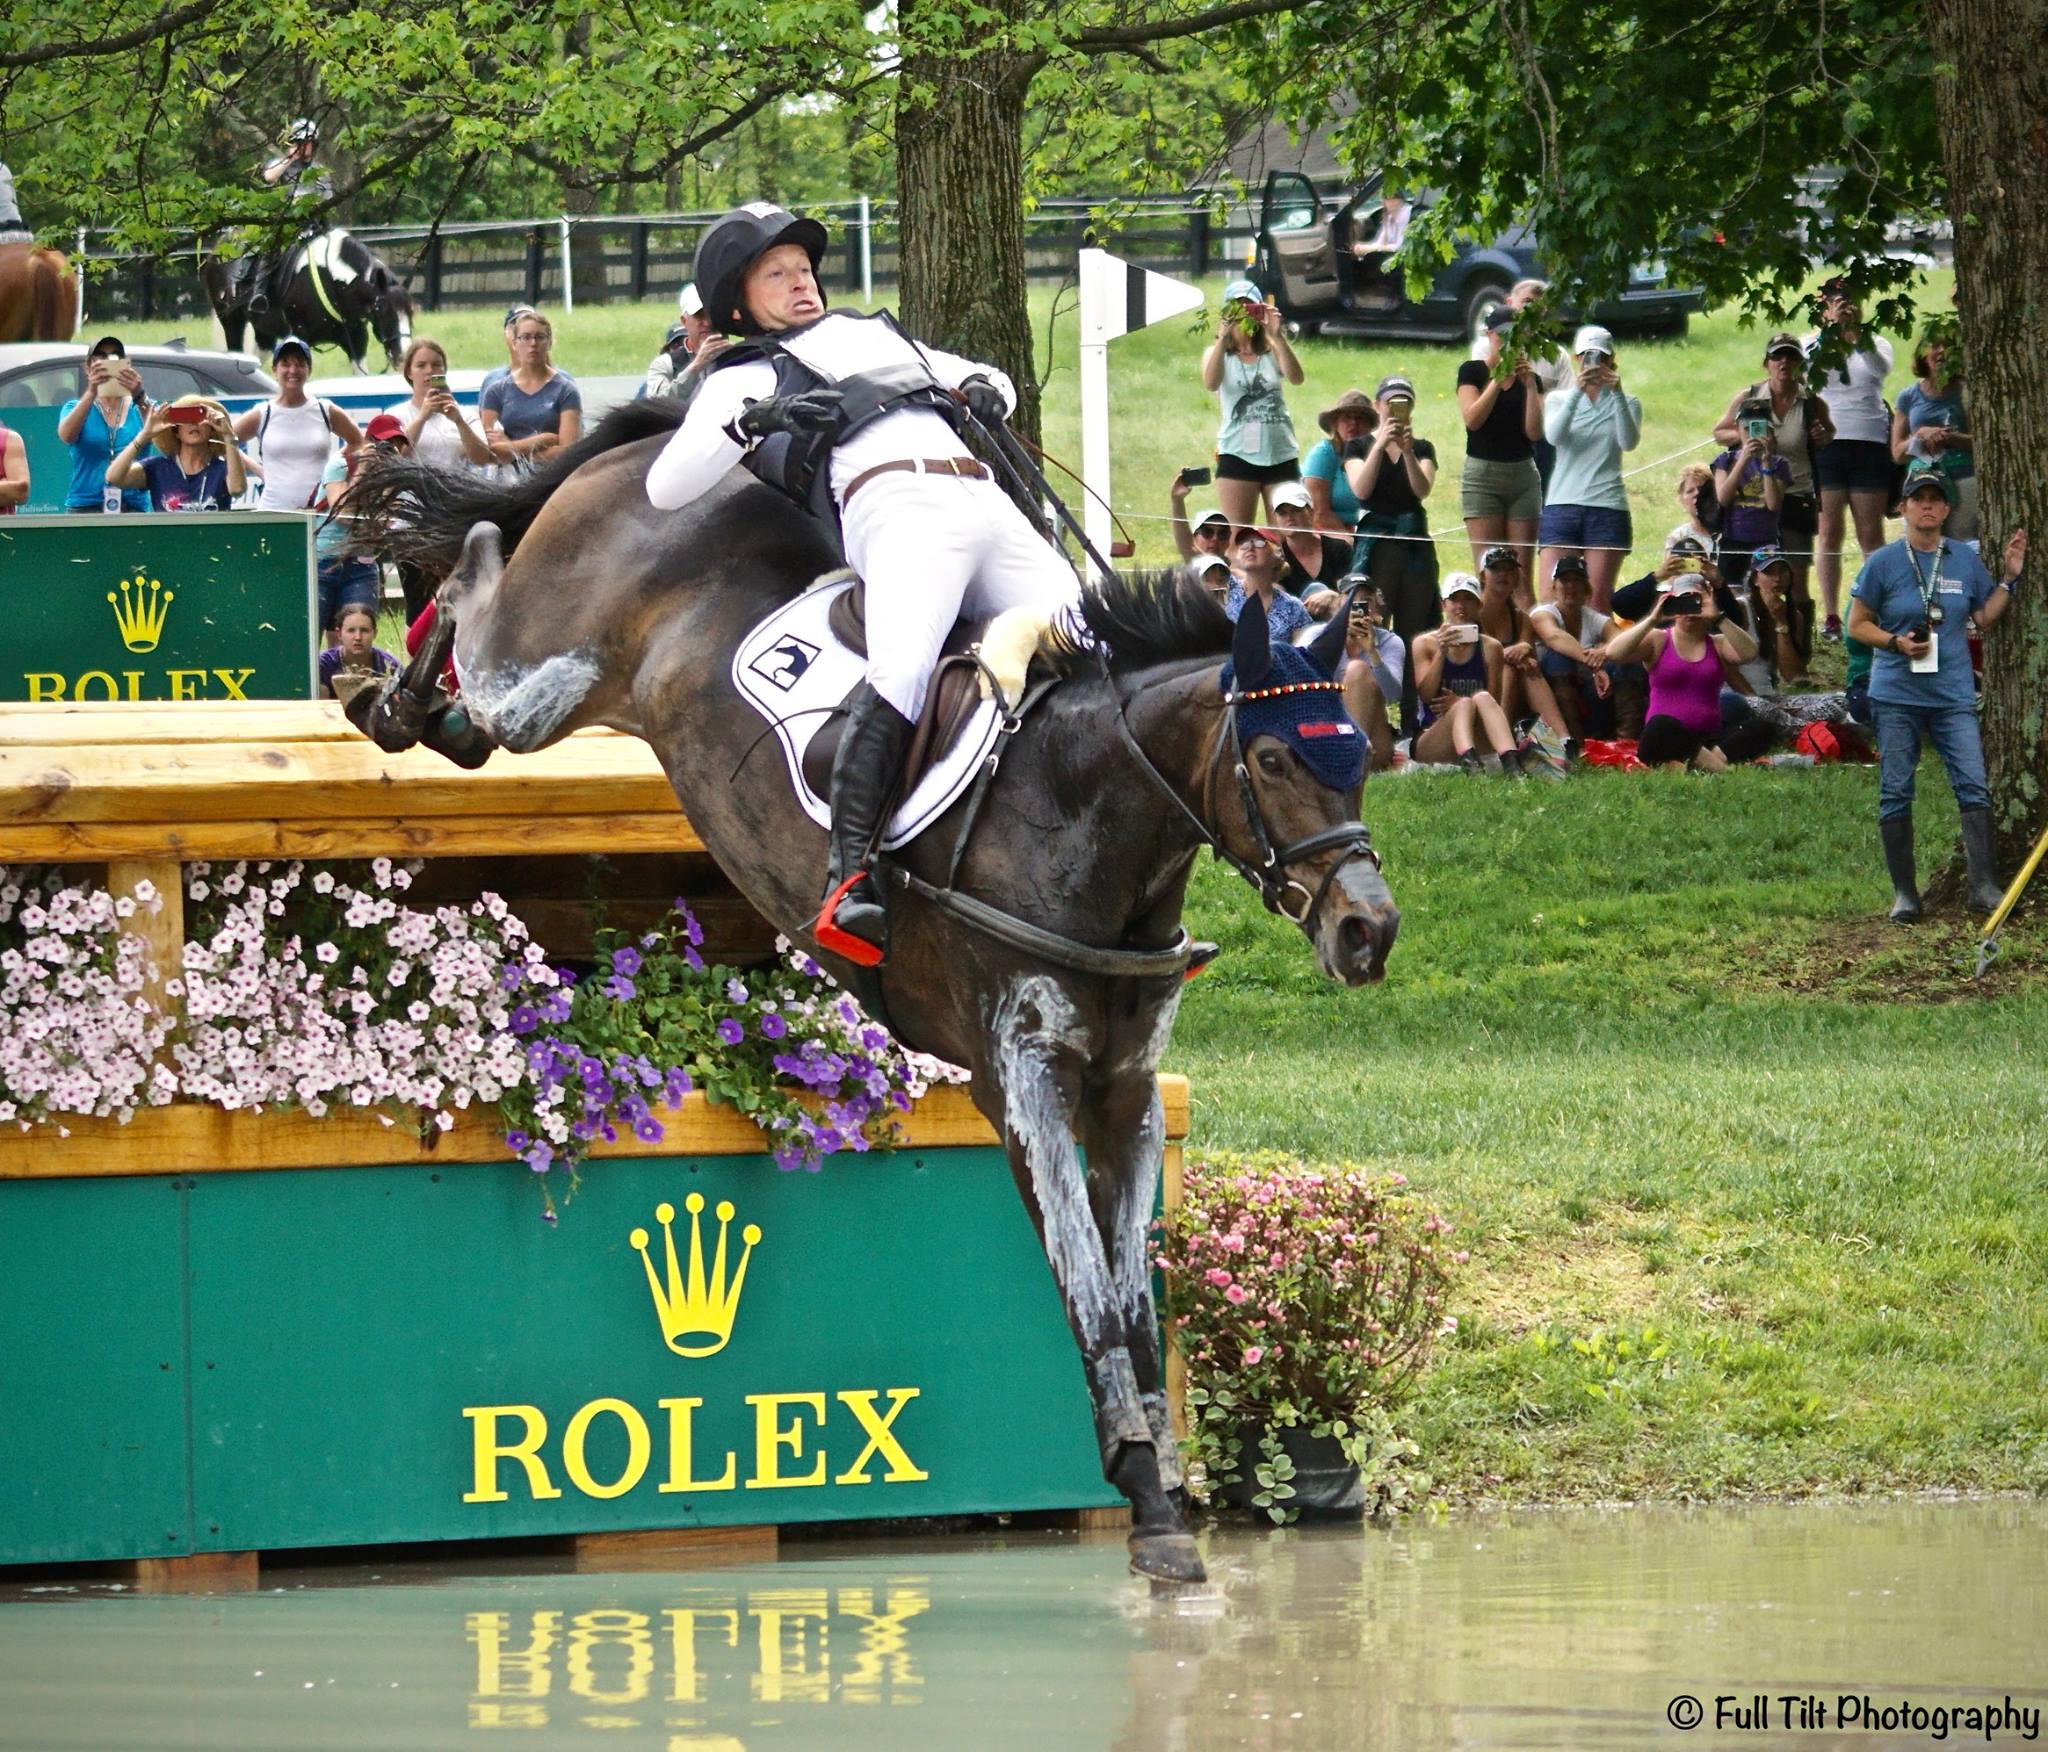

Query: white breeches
left=840, top=471, right=1082, bottom=720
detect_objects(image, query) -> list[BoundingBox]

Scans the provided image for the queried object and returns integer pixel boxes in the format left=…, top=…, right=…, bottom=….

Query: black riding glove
left=732, top=389, right=844, bottom=442
left=959, top=375, right=1008, bottom=427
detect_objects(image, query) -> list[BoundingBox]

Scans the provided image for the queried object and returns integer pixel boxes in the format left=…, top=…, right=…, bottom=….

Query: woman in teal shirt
left=1201, top=278, right=1304, bottom=530
left=55, top=337, right=149, bottom=512
left=1301, top=389, right=1373, bottom=535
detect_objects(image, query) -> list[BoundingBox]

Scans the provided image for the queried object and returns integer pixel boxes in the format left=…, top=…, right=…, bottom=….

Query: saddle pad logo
left=749, top=634, right=819, bottom=693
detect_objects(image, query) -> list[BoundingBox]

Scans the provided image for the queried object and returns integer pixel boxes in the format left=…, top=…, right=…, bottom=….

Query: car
left=1251, top=171, right=1704, bottom=347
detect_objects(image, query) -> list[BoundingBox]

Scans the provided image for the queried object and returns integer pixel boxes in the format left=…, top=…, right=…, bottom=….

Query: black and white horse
left=204, top=230, right=413, bottom=373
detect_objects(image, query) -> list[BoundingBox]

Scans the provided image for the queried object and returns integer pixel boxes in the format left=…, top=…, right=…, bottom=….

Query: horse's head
left=1214, top=594, right=1398, bottom=986
left=357, top=243, right=413, bottom=368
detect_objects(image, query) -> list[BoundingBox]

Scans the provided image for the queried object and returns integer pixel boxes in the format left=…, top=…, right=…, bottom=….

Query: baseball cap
left=1666, top=532, right=1712, bottom=559
left=1231, top=524, right=1281, bottom=548
left=1747, top=543, right=1791, bottom=573
left=502, top=303, right=537, bottom=329
left=1441, top=571, right=1483, bottom=602
left=1337, top=570, right=1374, bottom=594
left=1900, top=459, right=1953, bottom=502
left=1190, top=505, right=1230, bottom=532
left=363, top=412, right=407, bottom=444
left=1764, top=331, right=1806, bottom=361
left=1190, top=553, right=1231, bottom=577
left=1484, top=304, right=1518, bottom=334
left=1572, top=323, right=1615, bottom=358
left=1376, top=374, right=1416, bottom=401
left=678, top=282, right=704, bottom=318
left=87, top=334, right=126, bottom=359
left=1479, top=544, right=1521, bottom=571
left=1550, top=550, right=1590, bottom=579
left=1221, top=278, right=1263, bottom=304
left=1660, top=570, right=1709, bottom=596
left=270, top=335, right=311, bottom=364
left=1269, top=481, right=1312, bottom=512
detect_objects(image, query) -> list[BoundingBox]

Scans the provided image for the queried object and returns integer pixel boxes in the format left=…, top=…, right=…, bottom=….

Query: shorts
left=1815, top=438, right=1894, bottom=496
left=1459, top=454, right=1543, bottom=523
left=1538, top=501, right=1633, bottom=558
left=1778, top=491, right=1820, bottom=539
left=1215, top=453, right=1302, bottom=484
left=318, top=555, right=383, bottom=632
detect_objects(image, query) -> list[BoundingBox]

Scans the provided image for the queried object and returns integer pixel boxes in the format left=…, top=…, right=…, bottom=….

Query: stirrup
left=815, top=872, right=885, bottom=968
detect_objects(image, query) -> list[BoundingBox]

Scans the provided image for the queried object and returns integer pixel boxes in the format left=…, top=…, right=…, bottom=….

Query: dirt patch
left=1464, top=1235, right=1663, bottom=1335
left=1735, top=904, right=2048, bottom=1004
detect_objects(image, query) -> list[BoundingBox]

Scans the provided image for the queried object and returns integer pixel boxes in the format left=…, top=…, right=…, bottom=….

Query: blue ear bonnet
left=1222, top=641, right=1366, bottom=791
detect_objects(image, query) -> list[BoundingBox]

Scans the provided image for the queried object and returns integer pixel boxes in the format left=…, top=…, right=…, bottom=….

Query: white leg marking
left=463, top=652, right=602, bottom=753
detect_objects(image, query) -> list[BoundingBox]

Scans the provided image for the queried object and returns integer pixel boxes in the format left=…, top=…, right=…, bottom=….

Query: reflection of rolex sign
left=462, top=1192, right=928, bottom=1506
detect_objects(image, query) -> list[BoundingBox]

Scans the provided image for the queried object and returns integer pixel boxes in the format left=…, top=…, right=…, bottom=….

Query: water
left=2, top=1499, right=2041, bottom=1749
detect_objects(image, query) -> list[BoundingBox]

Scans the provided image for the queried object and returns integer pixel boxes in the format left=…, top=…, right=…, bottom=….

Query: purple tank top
left=1648, top=631, right=1724, bottom=734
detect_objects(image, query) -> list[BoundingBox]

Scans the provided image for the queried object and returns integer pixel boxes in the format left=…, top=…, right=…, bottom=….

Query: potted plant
left=1155, top=1152, right=1463, bottom=1523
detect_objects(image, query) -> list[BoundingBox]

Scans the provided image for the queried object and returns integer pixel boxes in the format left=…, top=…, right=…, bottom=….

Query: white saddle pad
left=731, top=574, right=1003, bottom=851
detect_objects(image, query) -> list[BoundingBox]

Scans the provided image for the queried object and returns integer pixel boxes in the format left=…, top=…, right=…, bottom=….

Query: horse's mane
left=346, top=396, right=688, bottom=573
left=1057, top=566, right=1233, bottom=677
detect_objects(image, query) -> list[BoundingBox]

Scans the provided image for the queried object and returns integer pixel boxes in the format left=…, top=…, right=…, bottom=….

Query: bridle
left=1112, top=666, right=1382, bottom=935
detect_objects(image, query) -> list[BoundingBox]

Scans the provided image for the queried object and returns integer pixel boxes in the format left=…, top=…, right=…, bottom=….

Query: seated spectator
left=389, top=337, right=493, bottom=470
left=1711, top=403, right=1790, bottom=586
left=1666, top=463, right=1719, bottom=556
left=318, top=603, right=400, bottom=700
left=56, top=336, right=148, bottom=512
left=107, top=396, right=247, bottom=511
left=1736, top=543, right=1798, bottom=690
left=1457, top=305, right=1545, bottom=577
left=1300, top=390, right=1375, bottom=535
left=1327, top=576, right=1401, bottom=773
left=1540, top=326, right=1641, bottom=609
left=1189, top=552, right=1232, bottom=598
left=233, top=336, right=363, bottom=512
left=0, top=413, right=27, bottom=512
left=1169, top=489, right=1233, bottom=563
left=1473, top=545, right=1569, bottom=741
left=1603, top=572, right=1762, bottom=770
left=1410, top=574, right=1532, bottom=776
left=1221, top=526, right=1312, bottom=643
left=1890, top=325, right=1976, bottom=541
left=482, top=304, right=536, bottom=393
left=315, top=414, right=408, bottom=639
left=1531, top=554, right=1642, bottom=742
left=481, top=313, right=583, bottom=468
left=1271, top=480, right=1351, bottom=604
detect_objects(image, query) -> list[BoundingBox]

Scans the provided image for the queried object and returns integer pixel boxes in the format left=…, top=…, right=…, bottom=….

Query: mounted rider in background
left=0, top=161, right=29, bottom=245
left=646, top=202, right=1081, bottom=968
left=223, top=120, right=334, bottom=319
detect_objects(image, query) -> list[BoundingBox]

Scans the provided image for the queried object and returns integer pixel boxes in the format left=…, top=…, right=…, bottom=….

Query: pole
left=75, top=227, right=87, bottom=331
left=558, top=218, right=574, bottom=314
left=1078, top=334, right=1114, bottom=578
left=859, top=195, right=873, bottom=305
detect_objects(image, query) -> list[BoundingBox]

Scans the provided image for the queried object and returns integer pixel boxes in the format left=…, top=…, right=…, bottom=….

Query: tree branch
left=1067, top=0, right=1326, bottom=52
left=0, top=0, right=229, bottom=70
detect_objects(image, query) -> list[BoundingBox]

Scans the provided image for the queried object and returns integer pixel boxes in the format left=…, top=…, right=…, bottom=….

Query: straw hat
left=153, top=394, right=229, bottom=458
left=1317, top=389, right=1378, bottom=435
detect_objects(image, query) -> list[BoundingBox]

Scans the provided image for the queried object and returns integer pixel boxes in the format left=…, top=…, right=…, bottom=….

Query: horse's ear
left=1231, top=592, right=1273, bottom=689
left=1304, top=590, right=1353, bottom=677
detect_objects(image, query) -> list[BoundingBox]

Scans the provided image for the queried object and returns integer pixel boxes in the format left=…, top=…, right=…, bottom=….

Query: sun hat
left=1441, top=571, right=1483, bottom=601
left=1571, top=324, right=1615, bottom=358
left=270, top=334, right=311, bottom=364
left=1900, top=459, right=1953, bottom=502
left=1550, top=550, right=1590, bottom=579
left=1269, top=481, right=1312, bottom=512
left=151, top=395, right=228, bottom=457
left=1317, top=388, right=1377, bottom=434
left=1190, top=505, right=1231, bottom=532
left=1479, top=544, right=1521, bottom=572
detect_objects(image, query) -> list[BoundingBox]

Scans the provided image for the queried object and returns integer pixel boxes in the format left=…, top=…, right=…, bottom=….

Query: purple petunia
left=759, top=1013, right=787, bottom=1040
left=717, top=1017, right=745, bottom=1046
left=633, top=1116, right=664, bottom=1143
left=509, top=1004, right=540, bottom=1036
left=603, top=974, right=636, bottom=1002
left=612, top=946, right=643, bottom=977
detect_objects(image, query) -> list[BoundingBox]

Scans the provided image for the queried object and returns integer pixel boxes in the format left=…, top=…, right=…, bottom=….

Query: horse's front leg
left=987, top=976, right=1205, bottom=1585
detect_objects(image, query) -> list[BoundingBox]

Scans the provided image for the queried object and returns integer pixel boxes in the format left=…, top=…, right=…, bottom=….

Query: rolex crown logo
left=630, top=1193, right=762, bottom=1358
left=108, top=573, right=174, bottom=654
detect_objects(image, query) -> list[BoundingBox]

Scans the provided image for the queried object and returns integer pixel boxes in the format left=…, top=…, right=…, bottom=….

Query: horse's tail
left=348, top=395, right=689, bottom=572
left=29, top=248, right=75, bottom=342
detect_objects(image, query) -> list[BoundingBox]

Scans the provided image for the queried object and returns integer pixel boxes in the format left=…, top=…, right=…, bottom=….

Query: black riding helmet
left=693, top=203, right=830, bottom=337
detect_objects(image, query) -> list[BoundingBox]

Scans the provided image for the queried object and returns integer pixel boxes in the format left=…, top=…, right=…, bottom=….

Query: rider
left=226, top=120, right=332, bottom=317
left=0, top=160, right=28, bottom=245
left=646, top=202, right=1082, bottom=967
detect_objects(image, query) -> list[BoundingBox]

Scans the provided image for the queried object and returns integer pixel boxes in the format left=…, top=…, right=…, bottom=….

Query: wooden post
left=1162, top=1140, right=1187, bottom=1442
left=127, top=1550, right=260, bottom=1593
left=571, top=1525, right=777, bottom=1571
left=630, top=222, right=650, bottom=303
left=105, top=857, right=185, bottom=1034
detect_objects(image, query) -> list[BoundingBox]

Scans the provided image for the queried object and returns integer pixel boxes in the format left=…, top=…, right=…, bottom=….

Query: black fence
left=73, top=198, right=1249, bottom=324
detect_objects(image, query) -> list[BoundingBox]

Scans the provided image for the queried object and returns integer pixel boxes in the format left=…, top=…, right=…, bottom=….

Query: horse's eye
left=1256, top=748, right=1289, bottom=778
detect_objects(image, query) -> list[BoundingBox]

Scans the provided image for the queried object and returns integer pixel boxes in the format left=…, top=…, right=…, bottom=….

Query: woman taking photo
left=1409, top=574, right=1531, bottom=776
left=232, top=336, right=362, bottom=511
left=1539, top=324, right=1641, bottom=611
left=481, top=312, right=584, bottom=468
left=1890, top=324, right=1975, bottom=542
left=1604, top=572, right=1761, bottom=771
left=1457, top=305, right=1545, bottom=576
left=106, top=396, right=247, bottom=511
left=1201, top=278, right=1304, bottom=529
left=387, top=337, right=493, bottom=471
left=1342, top=374, right=1440, bottom=711
left=1807, top=279, right=1894, bottom=641
left=56, top=336, right=149, bottom=512
left=1300, top=389, right=1374, bottom=537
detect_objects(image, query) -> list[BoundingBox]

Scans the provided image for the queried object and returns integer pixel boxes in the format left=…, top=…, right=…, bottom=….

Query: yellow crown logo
left=630, top=1194, right=761, bottom=1358
left=107, top=574, right=174, bottom=653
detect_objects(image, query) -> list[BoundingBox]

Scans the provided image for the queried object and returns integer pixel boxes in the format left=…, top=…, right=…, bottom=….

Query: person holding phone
left=1711, top=332, right=1833, bottom=611
left=388, top=337, right=493, bottom=471
left=1409, top=574, right=1531, bottom=775
left=1342, top=374, right=1439, bottom=733
left=1890, top=325, right=1976, bottom=541
left=1332, top=578, right=1402, bottom=772
left=1710, top=401, right=1791, bottom=588
left=1168, top=470, right=1231, bottom=561
left=106, top=395, right=246, bottom=511
left=1847, top=462, right=2025, bottom=921
left=1603, top=571, right=1760, bottom=770
left=1201, top=278, right=1304, bottom=529
left=1539, top=325, right=1641, bottom=610
left=55, top=336, right=149, bottom=512
left=1457, top=306, right=1545, bottom=577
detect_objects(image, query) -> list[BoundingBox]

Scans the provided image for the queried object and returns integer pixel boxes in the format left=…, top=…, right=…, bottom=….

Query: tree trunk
left=894, top=0, right=1041, bottom=444
left=1928, top=0, right=2048, bottom=869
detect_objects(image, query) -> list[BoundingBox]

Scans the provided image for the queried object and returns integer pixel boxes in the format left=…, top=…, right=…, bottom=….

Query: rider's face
left=742, top=244, right=822, bottom=332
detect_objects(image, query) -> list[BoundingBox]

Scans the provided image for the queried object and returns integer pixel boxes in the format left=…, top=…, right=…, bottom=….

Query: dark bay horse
left=0, top=242, right=76, bottom=342
left=346, top=403, right=1399, bottom=1583
left=203, top=231, right=411, bottom=371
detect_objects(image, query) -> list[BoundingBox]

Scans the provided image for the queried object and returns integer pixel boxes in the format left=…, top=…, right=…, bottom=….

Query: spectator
left=642, top=283, right=730, bottom=404
left=1300, top=390, right=1375, bottom=537
left=1666, top=463, right=1720, bottom=556
left=232, top=336, right=362, bottom=512
left=481, top=305, right=536, bottom=393
left=1531, top=554, right=1636, bottom=742
left=1221, top=526, right=1312, bottom=643
left=481, top=312, right=583, bottom=468
left=1342, top=373, right=1439, bottom=731
left=0, top=157, right=25, bottom=244
left=1168, top=484, right=1234, bottom=563
left=1201, top=279, right=1304, bottom=527
left=1271, top=481, right=1351, bottom=602
left=318, top=603, right=400, bottom=700
left=1612, top=541, right=1743, bottom=626
left=1473, top=545, right=1569, bottom=740
left=1409, top=575, right=1531, bottom=775
left=1741, top=544, right=1801, bottom=693
left=388, top=337, right=492, bottom=470
left=314, top=413, right=407, bottom=638
left=1457, top=305, right=1545, bottom=577
left=1330, top=575, right=1402, bottom=772
left=1711, top=331, right=1833, bottom=641
left=1491, top=279, right=1574, bottom=489
left=1540, top=324, right=1641, bottom=611
left=1188, top=552, right=1232, bottom=598
left=1603, top=571, right=1761, bottom=771
left=1346, top=187, right=1412, bottom=304
left=106, top=396, right=246, bottom=511
left=55, top=336, right=149, bottom=512
left=1808, top=279, right=1895, bottom=642
left=0, top=413, right=26, bottom=512
left=1890, top=325, right=1976, bottom=542
left=1848, top=462, right=2025, bottom=920
left=1710, top=403, right=1790, bottom=586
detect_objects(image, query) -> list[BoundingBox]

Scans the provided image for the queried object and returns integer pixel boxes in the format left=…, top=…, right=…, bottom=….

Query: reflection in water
left=0, top=1499, right=2042, bottom=1749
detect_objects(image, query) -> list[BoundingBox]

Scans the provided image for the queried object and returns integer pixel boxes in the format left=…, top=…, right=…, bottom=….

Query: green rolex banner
left=0, top=513, right=317, bottom=703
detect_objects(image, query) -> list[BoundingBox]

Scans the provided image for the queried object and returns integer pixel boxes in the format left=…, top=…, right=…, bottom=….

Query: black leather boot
left=1880, top=815, right=1921, bottom=923
left=815, top=683, right=914, bottom=966
left=1959, top=808, right=2004, bottom=916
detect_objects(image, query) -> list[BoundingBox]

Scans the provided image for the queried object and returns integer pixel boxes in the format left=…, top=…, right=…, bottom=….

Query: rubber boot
left=814, top=683, right=914, bottom=967
left=1959, top=808, right=2004, bottom=917
left=1880, top=815, right=1921, bottom=923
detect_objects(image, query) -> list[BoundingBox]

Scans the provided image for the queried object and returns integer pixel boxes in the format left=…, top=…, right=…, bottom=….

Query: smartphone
left=1179, top=465, right=1212, bottom=487
left=164, top=404, right=207, bottom=426
left=1742, top=418, right=1772, bottom=441
left=1444, top=623, right=1479, bottom=648
left=1665, top=593, right=1704, bottom=617
left=428, top=373, right=450, bottom=392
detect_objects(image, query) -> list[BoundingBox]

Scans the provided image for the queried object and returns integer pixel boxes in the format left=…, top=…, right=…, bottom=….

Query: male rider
left=646, top=202, right=1080, bottom=967
left=227, top=120, right=332, bottom=317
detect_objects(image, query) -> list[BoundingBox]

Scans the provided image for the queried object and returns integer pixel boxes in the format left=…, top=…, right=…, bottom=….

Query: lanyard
left=1907, top=541, right=1944, bottom=616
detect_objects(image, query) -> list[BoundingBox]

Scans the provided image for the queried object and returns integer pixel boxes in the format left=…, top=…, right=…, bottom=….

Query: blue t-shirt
left=138, top=453, right=232, bottom=512
left=1222, top=579, right=1311, bottom=642
left=1299, top=437, right=1362, bottom=527
left=1893, top=382, right=1973, bottom=481
left=59, top=397, right=148, bottom=511
left=480, top=370, right=582, bottom=442
left=1851, top=537, right=1995, bottom=708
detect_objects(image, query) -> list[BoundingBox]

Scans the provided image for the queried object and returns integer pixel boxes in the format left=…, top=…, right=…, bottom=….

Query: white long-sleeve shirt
left=0, top=162, right=22, bottom=231
left=644, top=311, right=1013, bottom=511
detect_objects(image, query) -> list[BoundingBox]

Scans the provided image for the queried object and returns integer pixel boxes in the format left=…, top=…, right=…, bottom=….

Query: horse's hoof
left=1128, top=1531, right=1205, bottom=1585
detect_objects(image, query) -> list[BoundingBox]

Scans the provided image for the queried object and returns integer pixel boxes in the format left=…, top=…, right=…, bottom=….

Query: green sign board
left=0, top=1147, right=1118, bottom=1564
left=0, top=512, right=316, bottom=703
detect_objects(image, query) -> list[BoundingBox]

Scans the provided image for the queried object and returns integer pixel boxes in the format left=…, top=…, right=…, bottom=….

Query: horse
left=0, top=242, right=76, bottom=343
left=342, top=401, right=1400, bottom=1584
left=202, top=230, right=412, bottom=372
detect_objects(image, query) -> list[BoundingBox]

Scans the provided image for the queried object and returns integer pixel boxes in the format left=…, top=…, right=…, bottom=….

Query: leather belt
left=842, top=456, right=989, bottom=506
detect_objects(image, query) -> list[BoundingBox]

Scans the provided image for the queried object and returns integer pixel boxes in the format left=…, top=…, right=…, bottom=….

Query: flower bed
left=1, top=859, right=963, bottom=1214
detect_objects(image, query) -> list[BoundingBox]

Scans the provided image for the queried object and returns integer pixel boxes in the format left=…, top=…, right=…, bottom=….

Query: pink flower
left=1204, top=1267, right=1233, bottom=1288
left=1224, top=1284, right=1248, bottom=1305
left=1242, top=1345, right=1264, bottom=1366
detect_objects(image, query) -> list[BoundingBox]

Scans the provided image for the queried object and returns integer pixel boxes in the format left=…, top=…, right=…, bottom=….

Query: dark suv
left=1251, top=171, right=1703, bottom=346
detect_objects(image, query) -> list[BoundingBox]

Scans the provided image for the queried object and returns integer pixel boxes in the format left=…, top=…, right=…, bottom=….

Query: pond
left=1, top=1498, right=2039, bottom=1748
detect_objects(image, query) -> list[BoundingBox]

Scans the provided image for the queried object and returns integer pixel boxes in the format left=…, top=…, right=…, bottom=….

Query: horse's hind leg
left=988, top=977, right=1205, bottom=1586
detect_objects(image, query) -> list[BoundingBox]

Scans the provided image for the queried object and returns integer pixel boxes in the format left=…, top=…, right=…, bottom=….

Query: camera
left=164, top=404, right=207, bottom=426
left=1665, top=593, right=1704, bottom=617
left=1179, top=465, right=1211, bottom=487
left=1912, top=620, right=1931, bottom=641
